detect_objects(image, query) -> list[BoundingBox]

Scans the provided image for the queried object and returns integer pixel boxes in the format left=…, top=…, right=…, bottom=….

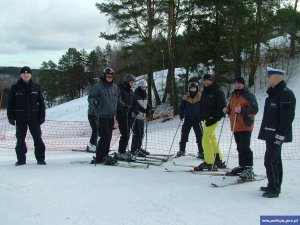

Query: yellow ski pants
left=202, top=120, right=223, bottom=164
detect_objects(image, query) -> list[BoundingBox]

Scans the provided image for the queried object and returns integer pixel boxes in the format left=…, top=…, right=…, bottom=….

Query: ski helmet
left=103, top=67, right=114, bottom=75
left=123, top=74, right=136, bottom=83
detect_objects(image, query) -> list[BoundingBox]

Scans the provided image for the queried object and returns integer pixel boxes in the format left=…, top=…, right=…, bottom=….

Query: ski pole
left=222, top=113, right=238, bottom=179
left=164, top=119, right=182, bottom=162
left=210, top=116, right=226, bottom=174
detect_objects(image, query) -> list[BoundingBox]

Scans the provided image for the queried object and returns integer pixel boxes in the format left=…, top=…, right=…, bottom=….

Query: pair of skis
left=70, top=159, right=149, bottom=169
left=165, top=161, right=266, bottom=187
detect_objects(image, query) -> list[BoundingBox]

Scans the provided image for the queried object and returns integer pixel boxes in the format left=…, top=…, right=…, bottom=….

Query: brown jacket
left=228, top=88, right=258, bottom=132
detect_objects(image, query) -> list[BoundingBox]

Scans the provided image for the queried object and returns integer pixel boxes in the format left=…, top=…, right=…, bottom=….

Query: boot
left=239, top=167, right=254, bottom=180
left=15, top=160, right=26, bottom=166
left=114, top=152, right=136, bottom=162
left=139, top=148, right=150, bottom=155
left=176, top=142, right=186, bottom=158
left=102, top=155, right=118, bottom=165
left=135, top=149, right=147, bottom=157
left=214, top=160, right=226, bottom=169
left=194, top=162, right=217, bottom=171
left=228, top=166, right=246, bottom=175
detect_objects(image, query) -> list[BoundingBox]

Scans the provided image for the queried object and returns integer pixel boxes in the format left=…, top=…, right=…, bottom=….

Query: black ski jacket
left=258, top=81, right=296, bottom=143
left=7, top=78, right=45, bottom=122
left=200, top=82, right=226, bottom=124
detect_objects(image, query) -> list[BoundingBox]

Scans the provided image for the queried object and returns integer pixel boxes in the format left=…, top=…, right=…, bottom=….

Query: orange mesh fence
left=0, top=112, right=299, bottom=160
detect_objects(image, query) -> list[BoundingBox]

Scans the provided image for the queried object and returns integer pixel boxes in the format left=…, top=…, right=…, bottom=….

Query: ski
left=164, top=167, right=227, bottom=176
left=136, top=155, right=168, bottom=161
left=149, top=153, right=174, bottom=157
left=211, top=175, right=266, bottom=187
left=172, top=161, right=231, bottom=173
left=134, top=160, right=164, bottom=166
left=70, top=160, right=149, bottom=169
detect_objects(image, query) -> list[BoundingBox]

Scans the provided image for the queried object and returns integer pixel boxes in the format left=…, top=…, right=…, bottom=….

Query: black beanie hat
left=234, top=77, right=245, bottom=85
left=202, top=74, right=213, bottom=81
left=19, top=66, right=32, bottom=75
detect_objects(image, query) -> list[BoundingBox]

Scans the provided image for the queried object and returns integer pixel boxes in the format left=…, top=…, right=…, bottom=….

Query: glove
left=40, top=117, right=45, bottom=125
left=205, top=118, right=216, bottom=127
left=9, top=119, right=15, bottom=126
left=179, top=114, right=184, bottom=121
left=274, top=134, right=284, bottom=146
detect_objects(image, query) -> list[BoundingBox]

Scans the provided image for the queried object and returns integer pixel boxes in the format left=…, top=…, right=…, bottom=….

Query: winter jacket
left=133, top=87, right=150, bottom=120
left=88, top=79, right=122, bottom=118
left=179, top=91, right=201, bottom=121
left=227, top=88, right=258, bottom=132
left=200, top=82, right=226, bottom=125
left=258, top=81, right=296, bottom=143
left=7, top=78, right=45, bottom=122
left=117, top=82, right=135, bottom=119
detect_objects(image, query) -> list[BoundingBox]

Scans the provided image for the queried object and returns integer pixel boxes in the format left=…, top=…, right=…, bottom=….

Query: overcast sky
left=0, top=0, right=111, bottom=69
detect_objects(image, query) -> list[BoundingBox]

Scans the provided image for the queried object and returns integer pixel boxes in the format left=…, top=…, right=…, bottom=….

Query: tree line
left=1, top=0, right=299, bottom=112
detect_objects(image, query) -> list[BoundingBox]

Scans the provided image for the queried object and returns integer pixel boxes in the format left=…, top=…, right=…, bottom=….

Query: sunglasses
left=105, top=74, right=114, bottom=78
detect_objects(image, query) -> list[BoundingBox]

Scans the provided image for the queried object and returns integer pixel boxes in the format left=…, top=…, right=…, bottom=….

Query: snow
left=1, top=52, right=300, bottom=225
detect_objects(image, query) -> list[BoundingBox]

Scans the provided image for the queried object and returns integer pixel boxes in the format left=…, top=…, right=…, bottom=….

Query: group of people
left=176, top=67, right=296, bottom=198
left=87, top=67, right=154, bottom=165
left=7, top=66, right=296, bottom=198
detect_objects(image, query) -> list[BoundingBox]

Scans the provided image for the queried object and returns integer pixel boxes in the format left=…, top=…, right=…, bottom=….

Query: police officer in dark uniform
left=258, top=67, right=296, bottom=198
left=7, top=66, right=46, bottom=166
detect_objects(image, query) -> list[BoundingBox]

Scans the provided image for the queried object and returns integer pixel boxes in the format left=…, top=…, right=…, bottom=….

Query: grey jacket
left=88, top=81, right=123, bottom=118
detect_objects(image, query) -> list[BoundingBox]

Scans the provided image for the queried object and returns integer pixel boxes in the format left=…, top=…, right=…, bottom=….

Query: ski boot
left=226, top=166, right=246, bottom=176
left=214, top=160, right=226, bottom=169
left=139, top=148, right=150, bottom=155
left=194, top=162, right=217, bottom=171
left=102, top=155, right=118, bottom=165
left=176, top=150, right=185, bottom=158
left=239, top=167, right=254, bottom=181
left=135, top=149, right=147, bottom=157
left=114, top=152, right=136, bottom=162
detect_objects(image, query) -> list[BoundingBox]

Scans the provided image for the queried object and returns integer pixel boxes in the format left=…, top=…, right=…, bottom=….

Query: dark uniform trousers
left=233, top=131, right=253, bottom=166
left=16, top=120, right=45, bottom=163
left=96, top=117, right=114, bottom=161
left=264, top=140, right=283, bottom=193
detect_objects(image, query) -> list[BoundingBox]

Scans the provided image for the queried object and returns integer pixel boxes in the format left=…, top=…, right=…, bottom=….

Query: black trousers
left=180, top=119, right=203, bottom=153
left=264, top=140, right=283, bottom=193
left=88, top=114, right=98, bottom=146
left=131, top=119, right=145, bottom=153
left=233, top=131, right=253, bottom=166
left=15, top=120, right=45, bottom=162
left=116, top=115, right=133, bottom=153
left=95, top=117, right=114, bottom=161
